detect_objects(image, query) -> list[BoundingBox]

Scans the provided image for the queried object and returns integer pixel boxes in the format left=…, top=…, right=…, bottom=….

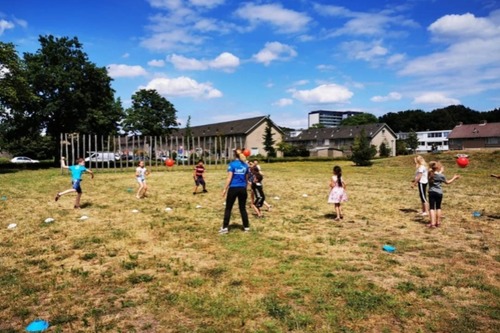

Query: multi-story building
left=308, top=110, right=363, bottom=128
left=397, top=130, right=452, bottom=152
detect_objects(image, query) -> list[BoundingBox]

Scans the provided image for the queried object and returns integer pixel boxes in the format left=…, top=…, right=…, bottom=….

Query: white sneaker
left=421, top=212, right=429, bottom=216
left=243, top=227, right=250, bottom=232
left=218, top=228, right=228, bottom=234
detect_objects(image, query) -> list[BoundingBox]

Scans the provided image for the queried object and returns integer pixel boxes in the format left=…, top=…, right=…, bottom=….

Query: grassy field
left=0, top=151, right=499, bottom=332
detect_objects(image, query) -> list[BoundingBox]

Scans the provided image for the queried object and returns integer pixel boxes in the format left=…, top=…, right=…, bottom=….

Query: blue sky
left=1, top=0, right=499, bottom=128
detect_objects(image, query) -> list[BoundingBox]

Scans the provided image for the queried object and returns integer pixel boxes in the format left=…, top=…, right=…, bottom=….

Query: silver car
left=10, top=156, right=40, bottom=163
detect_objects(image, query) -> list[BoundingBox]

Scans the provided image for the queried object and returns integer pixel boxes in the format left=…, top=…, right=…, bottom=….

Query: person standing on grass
left=135, top=160, right=149, bottom=199
left=412, top=155, right=429, bottom=216
left=193, top=159, right=207, bottom=195
left=250, top=166, right=266, bottom=218
left=251, top=160, right=272, bottom=211
left=327, top=165, right=348, bottom=221
left=220, top=148, right=250, bottom=234
left=55, top=157, right=94, bottom=209
left=427, top=161, right=460, bottom=228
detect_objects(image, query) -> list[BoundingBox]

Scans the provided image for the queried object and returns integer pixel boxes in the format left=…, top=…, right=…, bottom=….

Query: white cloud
left=399, top=11, right=500, bottom=100
left=341, top=40, right=388, bottom=61
left=189, top=0, right=225, bottom=8
left=168, top=52, right=239, bottom=71
left=428, top=12, right=500, bottom=41
left=209, top=52, right=240, bottom=71
left=141, top=76, right=222, bottom=99
left=168, top=54, right=207, bottom=70
left=371, top=92, right=402, bottom=102
left=253, top=41, right=297, bottom=66
left=122, top=53, right=130, bottom=58
left=316, top=64, right=335, bottom=72
left=140, top=29, right=205, bottom=52
left=290, top=84, right=353, bottom=104
left=0, top=19, right=15, bottom=35
left=107, top=64, right=148, bottom=78
left=272, top=98, right=293, bottom=107
left=413, top=92, right=460, bottom=106
left=315, top=4, right=419, bottom=37
left=148, top=59, right=166, bottom=67
left=386, top=53, right=406, bottom=65
left=292, top=80, right=309, bottom=86
left=235, top=3, right=311, bottom=33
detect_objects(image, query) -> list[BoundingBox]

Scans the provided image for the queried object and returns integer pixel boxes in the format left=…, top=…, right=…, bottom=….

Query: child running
left=55, top=157, right=94, bottom=209
left=193, top=160, right=208, bottom=194
left=135, top=160, right=149, bottom=199
left=250, top=166, right=266, bottom=218
left=327, top=165, right=348, bottom=221
left=427, top=161, right=460, bottom=228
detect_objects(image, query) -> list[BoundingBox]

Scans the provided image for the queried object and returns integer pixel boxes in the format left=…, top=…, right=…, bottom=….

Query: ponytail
left=333, top=165, right=342, bottom=187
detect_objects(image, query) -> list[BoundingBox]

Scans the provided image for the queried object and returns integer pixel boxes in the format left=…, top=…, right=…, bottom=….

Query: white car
left=10, top=156, right=40, bottom=163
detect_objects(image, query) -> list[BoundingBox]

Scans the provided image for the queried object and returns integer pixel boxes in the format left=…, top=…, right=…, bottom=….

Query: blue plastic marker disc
left=382, top=245, right=396, bottom=253
left=26, top=319, right=49, bottom=332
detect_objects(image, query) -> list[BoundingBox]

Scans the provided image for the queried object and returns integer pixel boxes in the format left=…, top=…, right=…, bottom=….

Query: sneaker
left=421, top=212, right=429, bottom=216
left=203, top=189, right=208, bottom=193
left=193, top=192, right=196, bottom=195
left=218, top=228, right=228, bottom=234
left=243, top=227, right=250, bottom=232
left=55, top=193, right=60, bottom=202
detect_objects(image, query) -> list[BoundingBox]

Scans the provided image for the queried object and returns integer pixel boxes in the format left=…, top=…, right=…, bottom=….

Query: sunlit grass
left=0, top=150, right=499, bottom=332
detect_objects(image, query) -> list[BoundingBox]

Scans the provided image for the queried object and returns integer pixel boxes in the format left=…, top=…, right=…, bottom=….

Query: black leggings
left=223, top=187, right=249, bottom=229
left=429, top=192, right=443, bottom=210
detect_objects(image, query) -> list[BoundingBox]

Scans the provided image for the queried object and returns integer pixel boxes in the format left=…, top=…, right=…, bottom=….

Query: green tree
left=262, top=118, right=276, bottom=158
left=351, top=129, right=377, bottom=166
left=396, top=140, right=409, bottom=155
left=379, top=141, right=391, bottom=158
left=0, top=42, right=42, bottom=155
left=340, top=113, right=378, bottom=126
left=310, top=123, right=325, bottom=129
left=16, top=35, right=121, bottom=160
left=406, top=129, right=419, bottom=153
left=123, top=89, right=178, bottom=136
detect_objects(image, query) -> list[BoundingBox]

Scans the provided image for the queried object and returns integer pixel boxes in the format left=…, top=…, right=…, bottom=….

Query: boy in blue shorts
left=55, top=157, right=94, bottom=208
left=193, top=159, right=207, bottom=194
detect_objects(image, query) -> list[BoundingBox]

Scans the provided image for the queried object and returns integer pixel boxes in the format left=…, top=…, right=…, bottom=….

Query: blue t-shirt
left=227, top=160, right=249, bottom=188
left=69, top=165, right=87, bottom=181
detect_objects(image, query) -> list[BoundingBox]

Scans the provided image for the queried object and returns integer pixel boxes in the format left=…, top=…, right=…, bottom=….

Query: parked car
left=10, top=156, right=40, bottom=163
left=176, top=155, right=189, bottom=163
left=85, top=152, right=119, bottom=162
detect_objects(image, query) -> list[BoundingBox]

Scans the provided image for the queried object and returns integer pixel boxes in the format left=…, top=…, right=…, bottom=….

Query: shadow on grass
left=399, top=208, right=419, bottom=213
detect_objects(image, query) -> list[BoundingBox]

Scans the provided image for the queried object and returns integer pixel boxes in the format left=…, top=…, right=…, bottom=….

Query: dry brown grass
left=0, top=150, right=499, bottom=332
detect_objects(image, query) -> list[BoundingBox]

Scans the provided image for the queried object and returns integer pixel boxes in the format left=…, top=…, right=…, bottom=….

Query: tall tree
left=351, top=129, right=377, bottom=166
left=262, top=117, right=277, bottom=158
left=123, top=89, right=178, bottom=136
left=20, top=35, right=121, bottom=159
left=406, top=129, right=419, bottom=153
left=0, top=42, right=43, bottom=156
left=340, top=113, right=378, bottom=126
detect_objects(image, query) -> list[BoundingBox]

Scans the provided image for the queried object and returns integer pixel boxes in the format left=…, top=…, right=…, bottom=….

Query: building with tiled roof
left=285, top=123, right=397, bottom=157
left=448, top=121, right=500, bottom=150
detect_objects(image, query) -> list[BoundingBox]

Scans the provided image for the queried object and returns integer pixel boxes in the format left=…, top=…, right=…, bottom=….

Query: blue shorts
left=72, top=179, right=82, bottom=193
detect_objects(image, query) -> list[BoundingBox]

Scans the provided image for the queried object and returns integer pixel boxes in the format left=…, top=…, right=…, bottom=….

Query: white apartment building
left=397, top=130, right=452, bottom=152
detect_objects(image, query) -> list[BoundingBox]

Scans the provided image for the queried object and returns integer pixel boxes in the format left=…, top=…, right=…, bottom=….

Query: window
left=427, top=133, right=442, bottom=138
left=486, top=137, right=499, bottom=144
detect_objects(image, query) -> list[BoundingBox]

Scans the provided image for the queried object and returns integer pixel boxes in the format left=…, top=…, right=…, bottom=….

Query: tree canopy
left=340, top=113, right=378, bottom=126
left=1, top=36, right=122, bottom=159
left=378, top=105, right=500, bottom=132
left=123, top=89, right=178, bottom=137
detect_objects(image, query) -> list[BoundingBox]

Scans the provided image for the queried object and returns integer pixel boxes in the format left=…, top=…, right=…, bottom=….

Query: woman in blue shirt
left=220, top=148, right=250, bottom=234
